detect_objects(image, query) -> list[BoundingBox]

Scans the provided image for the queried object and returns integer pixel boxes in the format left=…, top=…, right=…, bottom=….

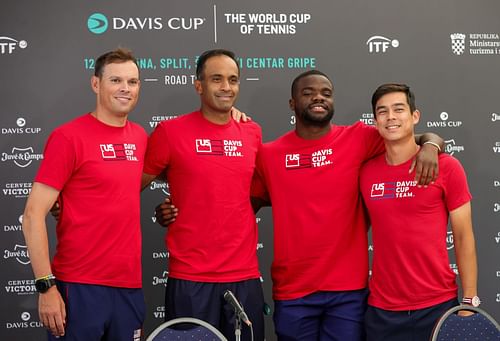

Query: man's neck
left=295, top=122, right=331, bottom=140
left=91, top=110, right=128, bottom=127
left=384, top=137, right=419, bottom=165
left=201, top=108, right=231, bottom=125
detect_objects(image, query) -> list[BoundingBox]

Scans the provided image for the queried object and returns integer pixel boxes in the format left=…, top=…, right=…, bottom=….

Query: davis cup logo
left=87, top=13, right=109, bottom=34
left=450, top=33, right=466, bottom=55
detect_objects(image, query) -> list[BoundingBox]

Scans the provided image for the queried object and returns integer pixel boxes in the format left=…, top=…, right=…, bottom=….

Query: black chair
left=146, top=317, right=228, bottom=341
left=430, top=304, right=500, bottom=341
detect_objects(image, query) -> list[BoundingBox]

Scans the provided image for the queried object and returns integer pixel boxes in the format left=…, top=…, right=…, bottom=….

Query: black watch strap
left=35, top=274, right=56, bottom=293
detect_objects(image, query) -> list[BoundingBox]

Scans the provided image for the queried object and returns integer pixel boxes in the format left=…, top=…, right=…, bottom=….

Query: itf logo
left=366, top=35, right=399, bottom=53
left=450, top=33, right=466, bottom=55
left=0, top=36, right=28, bottom=54
left=87, top=13, right=109, bottom=34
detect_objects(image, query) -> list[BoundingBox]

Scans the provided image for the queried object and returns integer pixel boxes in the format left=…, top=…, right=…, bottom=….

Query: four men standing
left=22, top=48, right=478, bottom=341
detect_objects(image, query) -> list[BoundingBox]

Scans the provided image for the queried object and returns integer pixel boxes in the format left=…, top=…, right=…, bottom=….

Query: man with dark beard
left=250, top=70, right=444, bottom=340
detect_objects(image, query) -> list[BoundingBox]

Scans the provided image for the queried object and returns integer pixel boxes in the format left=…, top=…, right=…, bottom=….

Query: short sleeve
left=442, top=156, right=472, bottom=211
left=144, top=122, right=171, bottom=176
left=250, top=148, right=269, bottom=202
left=34, top=129, right=76, bottom=191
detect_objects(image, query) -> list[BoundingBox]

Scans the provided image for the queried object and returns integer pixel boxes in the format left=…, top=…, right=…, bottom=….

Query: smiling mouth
left=309, top=104, right=328, bottom=112
left=216, top=94, right=234, bottom=101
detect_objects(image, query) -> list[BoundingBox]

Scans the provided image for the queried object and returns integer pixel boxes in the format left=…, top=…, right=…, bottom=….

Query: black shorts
left=365, top=298, right=458, bottom=341
left=165, top=277, right=265, bottom=341
left=48, top=281, right=145, bottom=341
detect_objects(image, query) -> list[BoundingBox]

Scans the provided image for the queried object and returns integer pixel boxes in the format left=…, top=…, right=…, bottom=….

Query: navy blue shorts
left=48, top=281, right=145, bottom=341
left=273, top=289, right=368, bottom=341
left=165, top=277, right=265, bottom=341
left=365, top=298, right=459, bottom=341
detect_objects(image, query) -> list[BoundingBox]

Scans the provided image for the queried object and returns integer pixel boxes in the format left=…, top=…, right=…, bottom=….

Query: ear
left=412, top=109, right=421, bottom=125
left=194, top=79, right=203, bottom=95
left=91, top=76, right=99, bottom=95
left=289, top=98, right=295, bottom=111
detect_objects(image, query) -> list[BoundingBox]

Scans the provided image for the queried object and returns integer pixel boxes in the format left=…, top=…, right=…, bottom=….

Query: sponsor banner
left=152, top=270, right=168, bottom=287
left=3, top=214, right=23, bottom=233
left=2, top=182, right=32, bottom=199
left=0, top=36, right=28, bottom=55
left=87, top=12, right=206, bottom=34
left=426, top=111, right=463, bottom=128
left=367, top=35, right=399, bottom=53
left=1, top=147, right=43, bottom=168
left=444, top=139, right=465, bottom=156
left=4, top=279, right=36, bottom=296
left=451, top=32, right=500, bottom=56
left=4, top=244, right=30, bottom=265
left=1, top=117, right=42, bottom=135
left=4, top=312, right=42, bottom=330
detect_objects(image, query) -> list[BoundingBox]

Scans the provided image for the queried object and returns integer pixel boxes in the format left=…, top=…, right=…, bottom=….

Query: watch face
left=35, top=280, right=49, bottom=293
left=472, top=296, right=481, bottom=307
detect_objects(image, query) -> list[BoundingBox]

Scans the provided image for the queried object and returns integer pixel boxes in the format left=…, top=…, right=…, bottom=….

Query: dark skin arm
left=53, top=131, right=444, bottom=223
left=155, top=196, right=270, bottom=227
left=153, top=133, right=444, bottom=227
left=154, top=197, right=178, bottom=227
left=413, top=133, right=445, bottom=186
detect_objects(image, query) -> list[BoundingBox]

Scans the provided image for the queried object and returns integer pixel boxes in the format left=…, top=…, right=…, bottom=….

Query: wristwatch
left=35, top=274, right=56, bottom=293
left=462, top=296, right=481, bottom=307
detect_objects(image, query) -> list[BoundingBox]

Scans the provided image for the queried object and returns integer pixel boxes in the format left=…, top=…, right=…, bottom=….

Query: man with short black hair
left=142, top=49, right=265, bottom=341
left=360, top=83, right=478, bottom=340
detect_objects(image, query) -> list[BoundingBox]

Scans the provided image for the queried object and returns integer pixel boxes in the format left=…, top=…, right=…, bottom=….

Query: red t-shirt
left=35, top=114, right=147, bottom=288
left=360, top=153, right=472, bottom=310
left=144, top=111, right=262, bottom=282
left=252, top=122, right=384, bottom=300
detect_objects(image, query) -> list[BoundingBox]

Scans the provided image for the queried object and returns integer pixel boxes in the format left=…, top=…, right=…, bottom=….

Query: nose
left=312, top=92, right=325, bottom=102
left=120, top=82, right=130, bottom=92
left=219, top=78, right=231, bottom=90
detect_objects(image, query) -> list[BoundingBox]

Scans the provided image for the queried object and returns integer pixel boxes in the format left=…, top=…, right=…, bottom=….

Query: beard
left=299, top=107, right=335, bottom=126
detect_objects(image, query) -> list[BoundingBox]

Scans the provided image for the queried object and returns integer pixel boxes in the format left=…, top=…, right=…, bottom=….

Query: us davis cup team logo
left=450, top=33, right=466, bottom=55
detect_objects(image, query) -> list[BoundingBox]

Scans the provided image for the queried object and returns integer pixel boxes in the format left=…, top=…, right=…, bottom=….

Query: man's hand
left=231, top=107, right=251, bottom=122
left=49, top=202, right=60, bottom=222
left=155, top=197, right=178, bottom=227
left=457, top=310, right=474, bottom=317
left=39, top=286, right=66, bottom=337
left=410, top=143, right=439, bottom=186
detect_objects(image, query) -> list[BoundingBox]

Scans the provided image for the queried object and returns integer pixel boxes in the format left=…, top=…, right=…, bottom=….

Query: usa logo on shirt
left=285, top=148, right=332, bottom=170
left=370, top=180, right=416, bottom=200
left=370, top=182, right=395, bottom=199
left=285, top=153, right=311, bottom=169
left=100, top=144, right=138, bottom=161
left=195, top=139, right=243, bottom=157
